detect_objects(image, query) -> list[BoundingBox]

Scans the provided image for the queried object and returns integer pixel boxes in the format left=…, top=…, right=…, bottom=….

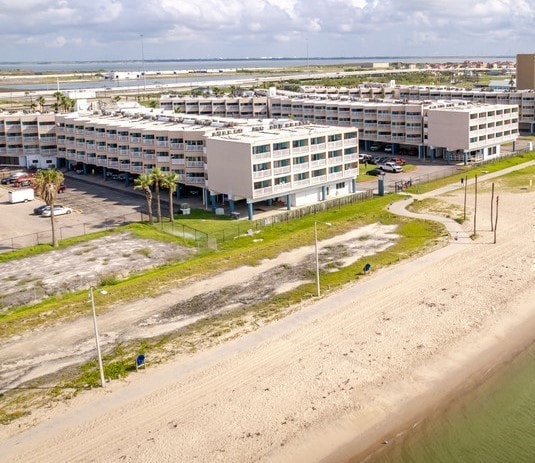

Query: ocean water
left=0, top=56, right=514, bottom=73
left=364, top=341, right=535, bottom=463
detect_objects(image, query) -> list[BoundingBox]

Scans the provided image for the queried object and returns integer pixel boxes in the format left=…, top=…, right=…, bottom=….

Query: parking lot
left=0, top=173, right=151, bottom=250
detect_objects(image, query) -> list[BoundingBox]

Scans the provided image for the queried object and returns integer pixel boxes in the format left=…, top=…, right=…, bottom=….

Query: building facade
left=516, top=54, right=535, bottom=91
left=51, top=110, right=359, bottom=218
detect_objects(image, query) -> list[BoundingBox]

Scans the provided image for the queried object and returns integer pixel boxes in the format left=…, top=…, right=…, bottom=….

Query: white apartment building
left=160, top=90, right=521, bottom=163
left=299, top=84, right=535, bottom=133
left=206, top=123, right=359, bottom=216
left=0, top=113, right=58, bottom=169
left=51, top=110, right=358, bottom=219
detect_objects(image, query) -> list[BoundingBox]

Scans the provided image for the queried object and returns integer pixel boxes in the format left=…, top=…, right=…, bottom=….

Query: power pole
left=490, top=182, right=495, bottom=231
left=473, top=174, right=478, bottom=237
left=493, top=196, right=499, bottom=244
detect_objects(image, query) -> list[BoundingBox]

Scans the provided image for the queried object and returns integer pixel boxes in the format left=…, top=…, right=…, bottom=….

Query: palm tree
left=36, top=96, right=46, bottom=112
left=161, top=172, right=179, bottom=222
left=53, top=91, right=63, bottom=113
left=134, top=173, right=154, bottom=225
left=149, top=167, right=166, bottom=223
left=33, top=169, right=64, bottom=247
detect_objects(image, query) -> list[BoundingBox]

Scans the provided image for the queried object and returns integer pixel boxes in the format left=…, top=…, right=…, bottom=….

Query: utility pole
left=490, top=182, right=495, bottom=231
left=493, top=196, right=499, bottom=244
left=141, top=34, right=147, bottom=92
left=473, top=174, right=478, bottom=237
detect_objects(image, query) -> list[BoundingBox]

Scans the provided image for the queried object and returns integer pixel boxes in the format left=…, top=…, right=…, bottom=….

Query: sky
left=0, top=0, right=534, bottom=62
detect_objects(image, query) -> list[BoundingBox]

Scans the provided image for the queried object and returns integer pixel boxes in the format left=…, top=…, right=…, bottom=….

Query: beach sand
left=1, top=175, right=534, bottom=462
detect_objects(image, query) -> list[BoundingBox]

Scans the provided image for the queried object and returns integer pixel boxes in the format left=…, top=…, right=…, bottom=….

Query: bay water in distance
left=362, top=340, right=535, bottom=463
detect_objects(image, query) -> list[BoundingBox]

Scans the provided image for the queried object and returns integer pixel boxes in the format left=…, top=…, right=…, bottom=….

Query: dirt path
left=0, top=223, right=398, bottom=390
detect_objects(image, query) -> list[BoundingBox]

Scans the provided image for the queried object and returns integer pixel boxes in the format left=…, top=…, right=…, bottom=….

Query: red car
left=58, top=184, right=67, bottom=193
left=391, top=157, right=406, bottom=166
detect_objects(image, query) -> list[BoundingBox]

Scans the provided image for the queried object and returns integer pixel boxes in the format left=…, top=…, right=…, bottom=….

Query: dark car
left=34, top=204, right=50, bottom=215
left=366, top=168, right=383, bottom=176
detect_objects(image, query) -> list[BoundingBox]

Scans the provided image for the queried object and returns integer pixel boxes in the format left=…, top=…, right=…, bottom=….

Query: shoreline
left=327, top=285, right=535, bottom=463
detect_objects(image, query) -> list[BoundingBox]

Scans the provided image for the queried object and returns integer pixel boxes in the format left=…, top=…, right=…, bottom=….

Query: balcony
left=327, top=140, right=343, bottom=149
left=273, top=182, right=292, bottom=193
left=171, top=158, right=185, bottom=165
left=252, top=152, right=271, bottom=161
left=310, top=174, right=327, bottom=185
left=186, top=177, right=205, bottom=184
left=310, top=159, right=327, bottom=168
left=310, top=143, right=326, bottom=151
left=157, top=156, right=170, bottom=163
left=185, top=160, right=204, bottom=168
left=292, top=162, right=310, bottom=172
left=97, top=158, right=108, bottom=166
left=252, top=169, right=272, bottom=179
left=273, top=165, right=291, bottom=175
left=253, top=186, right=273, bottom=196
left=272, top=148, right=290, bottom=158
left=108, top=160, right=119, bottom=167
left=185, top=145, right=204, bottom=152
left=292, top=145, right=309, bottom=154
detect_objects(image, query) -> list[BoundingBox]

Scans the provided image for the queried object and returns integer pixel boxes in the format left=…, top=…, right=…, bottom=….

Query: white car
left=379, top=162, right=403, bottom=173
left=41, top=205, right=73, bottom=217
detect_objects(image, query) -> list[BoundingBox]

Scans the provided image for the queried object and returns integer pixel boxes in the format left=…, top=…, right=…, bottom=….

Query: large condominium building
left=516, top=53, right=535, bottom=91
left=298, top=84, right=534, bottom=133
left=51, top=109, right=359, bottom=218
left=161, top=94, right=519, bottom=163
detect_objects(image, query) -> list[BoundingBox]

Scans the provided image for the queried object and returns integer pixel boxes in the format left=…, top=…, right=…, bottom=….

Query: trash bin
left=230, top=212, right=240, bottom=220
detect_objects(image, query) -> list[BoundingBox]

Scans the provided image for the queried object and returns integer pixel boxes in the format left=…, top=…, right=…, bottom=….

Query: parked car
left=1, top=172, right=26, bottom=185
left=366, top=168, right=383, bottom=176
left=369, top=143, right=384, bottom=152
left=40, top=205, right=72, bottom=217
left=380, top=162, right=403, bottom=173
left=58, top=184, right=67, bottom=193
left=391, top=157, right=406, bottom=166
left=384, top=145, right=393, bottom=153
left=34, top=204, right=49, bottom=215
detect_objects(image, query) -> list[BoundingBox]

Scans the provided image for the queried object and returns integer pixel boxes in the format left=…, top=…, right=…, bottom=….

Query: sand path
left=1, top=163, right=534, bottom=462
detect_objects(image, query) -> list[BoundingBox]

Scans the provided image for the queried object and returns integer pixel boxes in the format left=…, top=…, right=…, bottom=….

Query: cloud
left=0, top=0, right=533, bottom=60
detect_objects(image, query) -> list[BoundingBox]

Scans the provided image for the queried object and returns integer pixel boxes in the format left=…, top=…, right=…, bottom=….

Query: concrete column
left=229, top=200, right=235, bottom=213
left=125, top=172, right=130, bottom=187
left=321, top=186, right=326, bottom=201
left=268, top=198, right=273, bottom=206
left=512, top=141, right=516, bottom=152
left=419, top=145, right=424, bottom=160
left=286, top=194, right=291, bottom=210
left=352, top=178, right=357, bottom=193
left=210, top=193, right=216, bottom=212
left=83, top=164, right=87, bottom=175
left=247, top=202, right=253, bottom=220
left=463, top=151, right=468, bottom=166
left=103, top=167, right=107, bottom=179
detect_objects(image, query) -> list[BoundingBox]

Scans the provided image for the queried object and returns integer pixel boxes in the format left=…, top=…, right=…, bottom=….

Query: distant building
left=516, top=54, right=535, bottom=90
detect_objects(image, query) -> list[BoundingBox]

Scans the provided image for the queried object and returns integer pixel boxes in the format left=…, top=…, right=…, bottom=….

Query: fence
left=0, top=211, right=143, bottom=253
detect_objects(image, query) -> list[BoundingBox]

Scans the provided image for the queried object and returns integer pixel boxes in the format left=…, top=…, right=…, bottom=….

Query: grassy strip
left=406, top=151, right=535, bottom=194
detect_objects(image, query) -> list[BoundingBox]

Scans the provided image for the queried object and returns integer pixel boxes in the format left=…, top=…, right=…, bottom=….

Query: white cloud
left=0, top=0, right=533, bottom=60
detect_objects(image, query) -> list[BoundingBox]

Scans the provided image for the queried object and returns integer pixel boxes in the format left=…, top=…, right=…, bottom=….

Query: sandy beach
left=1, top=167, right=534, bottom=462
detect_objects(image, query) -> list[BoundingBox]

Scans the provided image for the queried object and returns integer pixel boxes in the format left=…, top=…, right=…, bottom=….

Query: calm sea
left=361, top=341, right=535, bottom=463
left=0, top=56, right=514, bottom=73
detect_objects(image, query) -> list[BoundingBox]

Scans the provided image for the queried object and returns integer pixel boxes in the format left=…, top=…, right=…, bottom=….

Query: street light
left=89, top=286, right=107, bottom=388
left=314, top=220, right=332, bottom=297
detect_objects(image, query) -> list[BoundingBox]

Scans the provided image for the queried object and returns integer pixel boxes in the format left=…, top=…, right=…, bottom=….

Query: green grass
left=405, top=152, right=535, bottom=194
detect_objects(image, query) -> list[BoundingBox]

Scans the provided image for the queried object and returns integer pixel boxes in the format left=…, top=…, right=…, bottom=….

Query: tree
left=33, top=169, right=64, bottom=247
left=134, top=174, right=154, bottom=225
left=149, top=167, right=166, bottom=223
left=36, top=96, right=46, bottom=112
left=161, top=172, right=179, bottom=222
left=53, top=91, right=63, bottom=113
